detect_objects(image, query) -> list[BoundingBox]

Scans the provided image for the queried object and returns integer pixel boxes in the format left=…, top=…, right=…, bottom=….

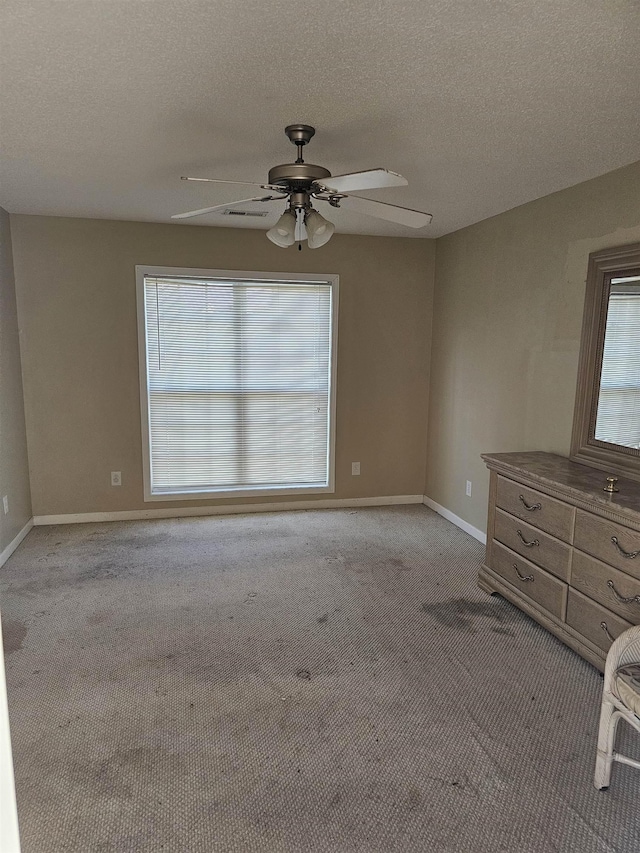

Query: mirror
left=593, top=275, right=640, bottom=448
left=571, top=242, right=640, bottom=482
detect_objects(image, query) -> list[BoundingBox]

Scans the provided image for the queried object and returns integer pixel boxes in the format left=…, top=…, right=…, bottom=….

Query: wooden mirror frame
left=570, top=241, right=640, bottom=482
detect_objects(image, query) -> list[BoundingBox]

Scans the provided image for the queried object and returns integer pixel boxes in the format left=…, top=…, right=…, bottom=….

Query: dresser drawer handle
left=517, top=529, right=539, bottom=547
left=513, top=564, right=534, bottom=582
left=606, top=579, right=640, bottom=605
left=519, top=495, right=542, bottom=511
left=600, top=621, right=615, bottom=643
left=611, top=536, right=639, bottom=559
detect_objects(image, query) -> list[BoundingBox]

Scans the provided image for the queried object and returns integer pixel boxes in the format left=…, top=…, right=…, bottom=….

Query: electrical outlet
left=2, top=495, right=8, bottom=515
left=466, top=480, right=472, bottom=497
left=352, top=462, right=361, bottom=476
left=111, top=471, right=122, bottom=487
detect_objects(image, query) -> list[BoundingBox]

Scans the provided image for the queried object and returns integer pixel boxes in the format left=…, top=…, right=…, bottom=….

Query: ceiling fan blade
left=335, top=195, right=432, bottom=228
left=181, top=176, right=286, bottom=193
left=171, top=195, right=283, bottom=220
left=317, top=168, right=408, bottom=193
left=181, top=176, right=266, bottom=187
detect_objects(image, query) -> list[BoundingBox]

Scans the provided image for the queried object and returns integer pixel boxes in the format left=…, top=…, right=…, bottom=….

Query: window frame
left=570, top=242, right=640, bottom=482
left=136, top=265, right=339, bottom=502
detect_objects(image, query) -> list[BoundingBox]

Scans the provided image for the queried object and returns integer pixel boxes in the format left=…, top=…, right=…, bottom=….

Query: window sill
left=143, top=483, right=334, bottom=502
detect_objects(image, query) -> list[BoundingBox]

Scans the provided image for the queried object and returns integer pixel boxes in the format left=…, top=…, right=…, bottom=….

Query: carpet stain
left=86, top=609, right=115, bottom=626
left=389, top=557, right=411, bottom=571
left=11, top=560, right=121, bottom=595
left=491, top=626, right=516, bottom=637
left=407, top=787, right=422, bottom=810
left=115, top=533, right=171, bottom=549
left=10, top=573, right=66, bottom=595
left=113, top=745, right=162, bottom=769
left=2, top=618, right=27, bottom=654
left=73, top=746, right=184, bottom=801
left=317, top=613, right=329, bottom=623
left=328, top=791, right=342, bottom=808
left=76, top=561, right=120, bottom=583
left=420, top=598, right=518, bottom=630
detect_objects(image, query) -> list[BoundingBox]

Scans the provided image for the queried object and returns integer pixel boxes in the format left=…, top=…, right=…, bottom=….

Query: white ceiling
left=1, top=1, right=639, bottom=239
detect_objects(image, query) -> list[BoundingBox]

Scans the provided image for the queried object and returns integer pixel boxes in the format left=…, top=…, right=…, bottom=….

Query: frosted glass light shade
left=266, top=210, right=297, bottom=247
left=305, top=209, right=335, bottom=249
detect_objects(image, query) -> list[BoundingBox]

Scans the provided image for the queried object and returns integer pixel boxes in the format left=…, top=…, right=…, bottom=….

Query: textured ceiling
left=1, top=1, right=639, bottom=238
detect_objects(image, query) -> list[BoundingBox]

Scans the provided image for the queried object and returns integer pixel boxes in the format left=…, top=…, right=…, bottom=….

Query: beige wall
left=0, top=207, right=32, bottom=551
left=11, top=162, right=639, bottom=528
left=426, top=161, right=640, bottom=533
left=10, top=217, right=434, bottom=516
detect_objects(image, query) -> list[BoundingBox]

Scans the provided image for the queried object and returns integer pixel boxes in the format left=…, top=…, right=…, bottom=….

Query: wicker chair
left=594, top=624, right=640, bottom=789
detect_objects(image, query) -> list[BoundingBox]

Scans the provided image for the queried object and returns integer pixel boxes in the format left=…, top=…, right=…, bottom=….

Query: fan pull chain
left=297, top=208, right=303, bottom=250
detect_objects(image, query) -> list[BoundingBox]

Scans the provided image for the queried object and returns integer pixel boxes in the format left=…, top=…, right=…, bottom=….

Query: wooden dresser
left=479, top=452, right=640, bottom=671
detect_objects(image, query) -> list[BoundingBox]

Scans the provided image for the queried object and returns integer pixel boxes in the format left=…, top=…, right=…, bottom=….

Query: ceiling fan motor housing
left=269, top=124, right=332, bottom=203
left=267, top=162, right=332, bottom=192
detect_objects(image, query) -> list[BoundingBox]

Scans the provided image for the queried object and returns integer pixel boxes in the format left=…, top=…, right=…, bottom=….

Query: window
left=136, top=267, right=338, bottom=501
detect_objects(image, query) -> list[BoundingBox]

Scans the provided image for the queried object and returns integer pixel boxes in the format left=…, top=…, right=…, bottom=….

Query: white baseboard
left=33, top=494, right=425, bottom=526
left=0, top=518, right=34, bottom=568
left=422, top=496, right=486, bottom=544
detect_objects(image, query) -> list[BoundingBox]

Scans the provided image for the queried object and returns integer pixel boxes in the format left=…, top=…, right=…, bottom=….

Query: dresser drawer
left=574, top=511, right=640, bottom=581
left=496, top=476, right=574, bottom=541
left=571, top=550, right=640, bottom=625
left=494, top=508, right=571, bottom=581
left=491, top=542, right=566, bottom=619
left=566, top=589, right=633, bottom=654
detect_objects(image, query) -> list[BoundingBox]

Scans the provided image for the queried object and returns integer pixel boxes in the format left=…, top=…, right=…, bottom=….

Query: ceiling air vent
left=222, top=209, right=269, bottom=218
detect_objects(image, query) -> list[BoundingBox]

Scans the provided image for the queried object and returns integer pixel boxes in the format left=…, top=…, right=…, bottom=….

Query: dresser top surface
left=482, top=451, right=640, bottom=521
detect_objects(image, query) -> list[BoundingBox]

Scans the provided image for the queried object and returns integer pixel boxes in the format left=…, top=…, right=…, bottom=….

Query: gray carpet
left=1, top=506, right=639, bottom=852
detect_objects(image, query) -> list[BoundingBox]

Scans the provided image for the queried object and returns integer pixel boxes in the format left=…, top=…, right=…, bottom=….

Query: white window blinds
left=594, top=278, right=640, bottom=449
left=140, top=273, right=336, bottom=497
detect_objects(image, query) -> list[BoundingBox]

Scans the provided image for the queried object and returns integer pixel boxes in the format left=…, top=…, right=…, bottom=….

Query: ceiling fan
left=172, top=124, right=433, bottom=248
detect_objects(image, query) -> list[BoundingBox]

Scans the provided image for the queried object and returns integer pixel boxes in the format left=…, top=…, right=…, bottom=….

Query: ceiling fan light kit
left=173, top=124, right=432, bottom=248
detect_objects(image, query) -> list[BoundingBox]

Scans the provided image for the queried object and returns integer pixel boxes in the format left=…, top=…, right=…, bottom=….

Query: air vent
left=222, top=209, right=269, bottom=218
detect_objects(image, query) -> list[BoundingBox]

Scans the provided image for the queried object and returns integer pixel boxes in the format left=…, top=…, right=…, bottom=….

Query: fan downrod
left=268, top=124, right=330, bottom=189
left=285, top=124, right=315, bottom=164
